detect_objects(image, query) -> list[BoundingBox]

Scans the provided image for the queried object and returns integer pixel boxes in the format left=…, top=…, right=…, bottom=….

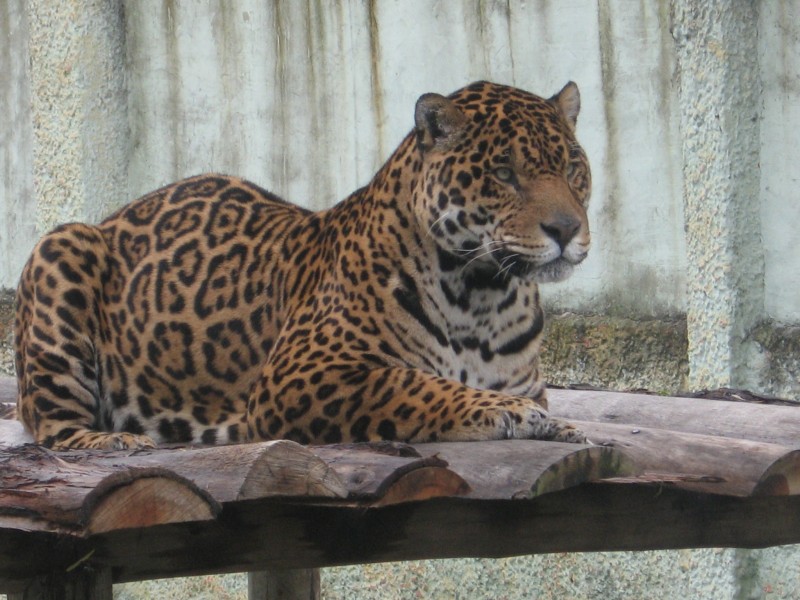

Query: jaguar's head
left=413, top=80, right=591, bottom=283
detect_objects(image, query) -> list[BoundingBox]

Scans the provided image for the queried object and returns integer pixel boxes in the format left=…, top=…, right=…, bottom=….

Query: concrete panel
left=125, top=0, right=381, bottom=210
left=123, top=0, right=687, bottom=318
left=0, top=0, right=35, bottom=288
left=541, top=0, right=686, bottom=319
left=760, top=0, right=800, bottom=324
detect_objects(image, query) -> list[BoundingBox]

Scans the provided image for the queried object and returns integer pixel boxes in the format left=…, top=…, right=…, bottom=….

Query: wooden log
left=572, top=420, right=800, bottom=496
left=84, top=470, right=219, bottom=535
left=105, top=441, right=349, bottom=502
left=0, top=444, right=221, bottom=534
left=0, top=440, right=353, bottom=533
left=549, top=388, right=800, bottom=446
left=89, top=441, right=463, bottom=504
left=248, top=569, right=320, bottom=600
left=0, top=421, right=350, bottom=502
left=310, top=444, right=470, bottom=504
left=413, top=440, right=637, bottom=499
left=0, top=434, right=475, bottom=536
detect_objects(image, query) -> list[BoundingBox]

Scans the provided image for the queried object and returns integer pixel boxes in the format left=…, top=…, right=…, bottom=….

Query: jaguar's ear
left=550, top=81, right=580, bottom=130
left=414, top=93, right=468, bottom=153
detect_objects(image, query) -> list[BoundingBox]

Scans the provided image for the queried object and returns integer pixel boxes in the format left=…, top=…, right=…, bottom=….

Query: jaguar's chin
left=528, top=258, right=575, bottom=283
left=489, top=250, right=579, bottom=284
left=498, top=256, right=578, bottom=283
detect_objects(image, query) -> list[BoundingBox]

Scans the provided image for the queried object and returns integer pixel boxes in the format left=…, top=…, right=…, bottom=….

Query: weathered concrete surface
left=672, top=1, right=764, bottom=391
left=2, top=0, right=691, bottom=322
left=0, top=1, right=35, bottom=288
left=541, top=313, right=688, bottom=393
left=27, top=0, right=129, bottom=228
left=0, top=291, right=13, bottom=378
left=742, top=321, right=800, bottom=400
left=760, top=0, right=800, bottom=325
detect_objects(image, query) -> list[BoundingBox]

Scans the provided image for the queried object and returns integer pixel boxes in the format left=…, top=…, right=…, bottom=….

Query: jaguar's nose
left=540, top=215, right=581, bottom=250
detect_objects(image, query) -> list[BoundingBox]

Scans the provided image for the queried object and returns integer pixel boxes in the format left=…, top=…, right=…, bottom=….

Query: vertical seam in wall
left=367, top=0, right=385, bottom=159
left=164, top=0, right=181, bottom=177
left=273, top=0, right=289, bottom=190
left=730, top=2, right=766, bottom=387
left=306, top=0, right=323, bottom=205
left=118, top=0, right=131, bottom=211
left=596, top=0, right=622, bottom=310
left=505, top=0, right=516, bottom=82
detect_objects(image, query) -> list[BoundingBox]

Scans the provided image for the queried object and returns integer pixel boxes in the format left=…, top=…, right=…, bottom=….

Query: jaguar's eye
left=494, top=167, right=514, bottom=182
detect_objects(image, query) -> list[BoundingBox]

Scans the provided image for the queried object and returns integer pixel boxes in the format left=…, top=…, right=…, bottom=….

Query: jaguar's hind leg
left=14, top=223, right=155, bottom=450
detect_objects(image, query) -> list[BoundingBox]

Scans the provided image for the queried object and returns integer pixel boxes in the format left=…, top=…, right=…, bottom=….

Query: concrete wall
left=761, top=1, right=800, bottom=325
left=0, top=0, right=35, bottom=287
left=2, top=1, right=800, bottom=599
left=4, top=0, right=798, bottom=400
left=120, top=0, right=689, bottom=318
left=3, top=0, right=692, bottom=317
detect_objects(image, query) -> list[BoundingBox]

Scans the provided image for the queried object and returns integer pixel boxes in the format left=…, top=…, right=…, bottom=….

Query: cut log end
left=238, top=440, right=348, bottom=500
left=755, top=451, right=800, bottom=496
left=84, top=468, right=220, bottom=534
left=374, top=466, right=471, bottom=506
left=526, top=445, right=638, bottom=499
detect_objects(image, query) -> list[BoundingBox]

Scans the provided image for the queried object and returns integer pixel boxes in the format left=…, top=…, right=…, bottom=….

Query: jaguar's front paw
left=548, top=420, right=589, bottom=444
left=50, top=431, right=157, bottom=451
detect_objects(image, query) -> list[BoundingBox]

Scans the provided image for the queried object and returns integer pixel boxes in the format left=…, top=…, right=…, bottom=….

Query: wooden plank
left=3, top=378, right=800, bottom=591
left=34, top=485, right=800, bottom=585
left=549, top=388, right=800, bottom=446
left=571, top=420, right=800, bottom=497
left=413, top=440, right=636, bottom=499
left=0, top=527, right=94, bottom=593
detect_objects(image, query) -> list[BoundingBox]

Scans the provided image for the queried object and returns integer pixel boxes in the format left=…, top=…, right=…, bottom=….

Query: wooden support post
left=7, top=567, right=112, bottom=600
left=248, top=569, right=321, bottom=600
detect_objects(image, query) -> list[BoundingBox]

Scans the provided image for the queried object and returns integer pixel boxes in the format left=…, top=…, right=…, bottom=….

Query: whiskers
left=452, top=240, right=510, bottom=275
left=427, top=215, right=529, bottom=280
left=496, top=251, right=522, bottom=279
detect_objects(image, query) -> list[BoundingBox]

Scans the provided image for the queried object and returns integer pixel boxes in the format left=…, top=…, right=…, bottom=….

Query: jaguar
left=15, top=80, right=591, bottom=450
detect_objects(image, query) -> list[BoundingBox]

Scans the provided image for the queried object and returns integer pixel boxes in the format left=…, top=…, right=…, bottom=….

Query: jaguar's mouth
left=492, top=250, right=579, bottom=283
left=446, top=242, right=583, bottom=284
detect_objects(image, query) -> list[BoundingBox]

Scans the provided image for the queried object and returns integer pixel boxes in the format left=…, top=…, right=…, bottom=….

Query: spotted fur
left=15, top=81, right=591, bottom=450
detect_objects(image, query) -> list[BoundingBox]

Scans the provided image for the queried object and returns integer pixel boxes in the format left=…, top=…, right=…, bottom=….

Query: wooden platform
left=2, top=376, right=800, bottom=597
